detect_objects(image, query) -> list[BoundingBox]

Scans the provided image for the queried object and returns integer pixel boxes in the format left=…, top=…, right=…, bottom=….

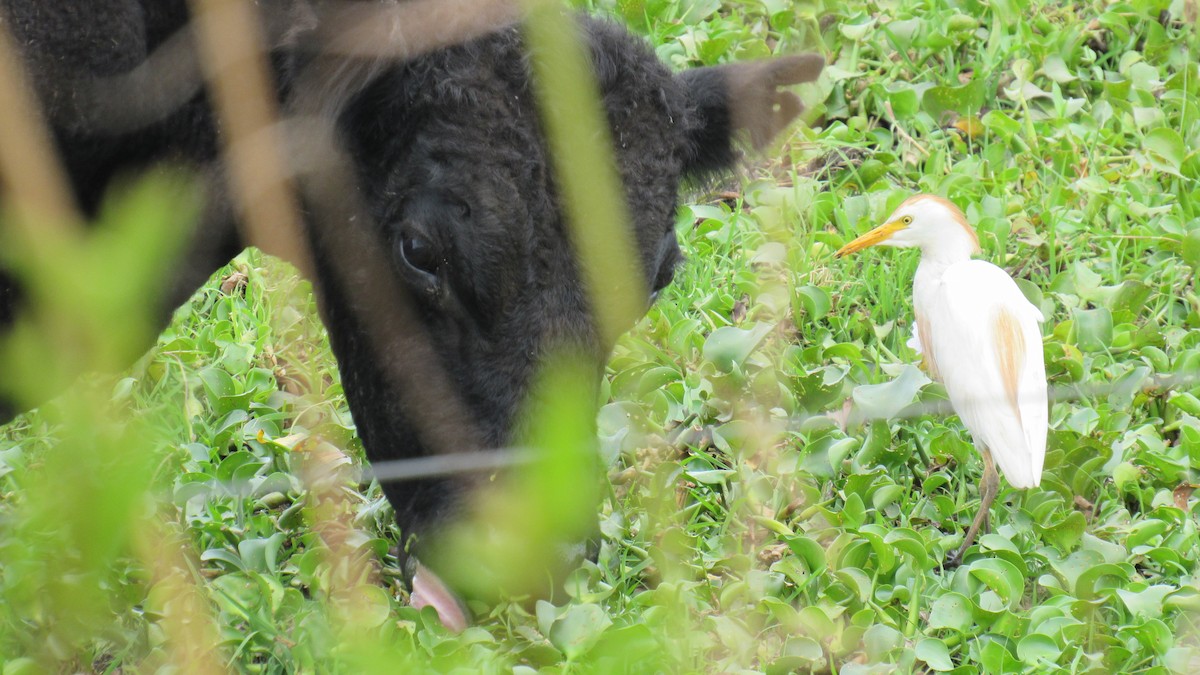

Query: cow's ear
left=678, top=53, right=823, bottom=178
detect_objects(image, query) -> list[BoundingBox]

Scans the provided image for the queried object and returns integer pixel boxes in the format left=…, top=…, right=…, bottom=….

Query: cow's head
left=303, top=16, right=820, bottom=623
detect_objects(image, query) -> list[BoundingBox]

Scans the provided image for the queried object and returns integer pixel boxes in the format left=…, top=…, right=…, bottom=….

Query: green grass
left=4, top=0, right=1200, bottom=672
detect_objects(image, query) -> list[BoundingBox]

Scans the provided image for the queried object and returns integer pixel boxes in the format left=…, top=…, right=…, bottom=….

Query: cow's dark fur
left=0, top=0, right=820, bottom=604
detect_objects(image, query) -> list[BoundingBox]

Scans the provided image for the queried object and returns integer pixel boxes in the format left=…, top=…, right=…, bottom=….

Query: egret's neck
left=913, top=238, right=976, bottom=295
left=917, top=231, right=978, bottom=270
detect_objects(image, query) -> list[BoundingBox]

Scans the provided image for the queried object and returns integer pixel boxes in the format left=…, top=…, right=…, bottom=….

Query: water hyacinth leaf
left=981, top=109, right=1022, bottom=139
left=1108, top=279, right=1151, bottom=313
left=1041, top=55, right=1077, bottom=83
left=1117, top=619, right=1173, bottom=656
left=1072, top=307, right=1113, bottom=352
left=967, top=559, right=1024, bottom=609
left=1016, top=633, right=1060, bottom=664
left=1182, top=229, right=1200, bottom=268
left=796, top=606, right=837, bottom=637
left=1167, top=391, right=1200, bottom=416
left=922, top=79, right=986, bottom=119
left=827, top=437, right=858, bottom=471
left=547, top=604, right=613, bottom=660
left=702, top=322, right=774, bottom=372
left=1142, top=127, right=1186, bottom=176
left=201, top=548, right=245, bottom=572
left=884, top=528, right=930, bottom=568
left=785, top=535, right=828, bottom=573
left=237, top=533, right=286, bottom=574
left=839, top=15, right=877, bottom=41
left=1116, top=585, right=1174, bottom=619
left=782, top=636, right=823, bottom=662
left=1013, top=278, right=1043, bottom=311
left=871, top=484, right=905, bottom=510
left=928, top=592, right=973, bottom=632
left=842, top=492, right=866, bottom=528
left=856, top=525, right=896, bottom=573
left=915, top=638, right=955, bottom=671
left=1081, top=532, right=1129, bottom=564
left=980, top=638, right=1021, bottom=672
left=1035, top=510, right=1085, bottom=552
left=794, top=285, right=832, bottom=319
left=587, top=624, right=659, bottom=667
left=885, top=82, right=920, bottom=118
left=1074, top=563, right=1129, bottom=600
left=1126, top=519, right=1168, bottom=548
left=836, top=567, right=874, bottom=603
left=851, top=365, right=930, bottom=421
left=1166, top=586, right=1200, bottom=612
left=863, top=623, right=903, bottom=662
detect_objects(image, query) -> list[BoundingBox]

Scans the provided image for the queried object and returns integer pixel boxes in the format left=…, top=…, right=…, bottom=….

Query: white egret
left=835, top=194, right=1048, bottom=565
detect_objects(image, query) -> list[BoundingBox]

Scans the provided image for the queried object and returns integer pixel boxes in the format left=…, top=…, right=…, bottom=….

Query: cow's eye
left=399, top=230, right=440, bottom=278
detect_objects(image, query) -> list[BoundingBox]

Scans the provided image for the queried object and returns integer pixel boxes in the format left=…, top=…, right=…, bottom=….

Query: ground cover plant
left=2, top=0, right=1200, bottom=672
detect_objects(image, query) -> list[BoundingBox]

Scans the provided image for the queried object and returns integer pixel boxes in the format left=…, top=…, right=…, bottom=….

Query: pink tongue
left=410, top=564, right=469, bottom=632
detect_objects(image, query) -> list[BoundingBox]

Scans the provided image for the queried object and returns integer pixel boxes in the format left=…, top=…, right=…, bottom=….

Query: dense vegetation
left=3, top=0, right=1200, bottom=672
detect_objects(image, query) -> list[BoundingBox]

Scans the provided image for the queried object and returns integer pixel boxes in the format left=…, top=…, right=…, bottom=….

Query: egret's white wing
left=921, top=260, right=1047, bottom=488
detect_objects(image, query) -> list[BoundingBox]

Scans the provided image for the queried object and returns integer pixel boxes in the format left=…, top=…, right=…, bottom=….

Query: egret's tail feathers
left=991, top=447, right=1043, bottom=490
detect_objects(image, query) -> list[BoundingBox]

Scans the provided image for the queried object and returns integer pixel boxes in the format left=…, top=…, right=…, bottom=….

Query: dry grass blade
left=136, top=520, right=226, bottom=675
left=0, top=14, right=80, bottom=237
left=187, top=0, right=313, bottom=279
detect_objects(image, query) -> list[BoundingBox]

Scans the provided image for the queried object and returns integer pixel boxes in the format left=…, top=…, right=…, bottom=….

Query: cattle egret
left=835, top=194, right=1048, bottom=565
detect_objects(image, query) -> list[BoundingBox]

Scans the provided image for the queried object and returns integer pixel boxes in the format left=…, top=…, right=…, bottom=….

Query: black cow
left=0, top=0, right=821, bottom=629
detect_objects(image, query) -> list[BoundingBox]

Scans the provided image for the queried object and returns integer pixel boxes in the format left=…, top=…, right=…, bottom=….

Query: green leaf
left=916, top=638, right=955, bottom=671
left=1117, top=619, right=1172, bottom=656
left=1014, top=278, right=1043, bottom=311
left=785, top=535, right=828, bottom=574
left=1143, top=127, right=1186, bottom=175
left=922, top=79, right=986, bottom=119
left=796, top=606, right=837, bottom=637
left=702, top=323, right=774, bottom=372
left=981, top=109, right=1022, bottom=139
left=547, top=603, right=613, bottom=660
left=885, top=528, right=931, bottom=569
left=1036, top=511, right=1086, bottom=552
left=1074, top=562, right=1129, bottom=600
left=980, top=638, right=1021, bottom=672
left=677, top=0, right=721, bottom=23
left=1116, top=585, right=1175, bottom=619
left=967, top=559, right=1024, bottom=609
left=885, top=82, right=920, bottom=119
left=200, top=547, right=245, bottom=572
left=1016, top=634, right=1060, bottom=664
left=1042, top=55, right=1077, bottom=83
left=928, top=592, right=973, bottom=632
left=1073, top=307, right=1113, bottom=352
left=1182, top=229, right=1200, bottom=268
left=237, top=533, right=285, bottom=574
left=863, top=624, right=903, bottom=662
left=851, top=365, right=930, bottom=421
left=842, top=492, right=866, bottom=528
left=795, top=285, right=832, bottom=319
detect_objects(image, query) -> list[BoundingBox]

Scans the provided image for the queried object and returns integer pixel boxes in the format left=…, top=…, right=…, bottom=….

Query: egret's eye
left=902, top=216, right=913, bottom=225
left=399, top=230, right=440, bottom=278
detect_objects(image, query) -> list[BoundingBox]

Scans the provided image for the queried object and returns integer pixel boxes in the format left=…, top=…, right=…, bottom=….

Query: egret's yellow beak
left=835, top=220, right=908, bottom=257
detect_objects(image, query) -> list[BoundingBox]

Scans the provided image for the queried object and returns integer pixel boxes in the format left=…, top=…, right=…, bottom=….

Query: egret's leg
left=947, top=448, right=999, bottom=567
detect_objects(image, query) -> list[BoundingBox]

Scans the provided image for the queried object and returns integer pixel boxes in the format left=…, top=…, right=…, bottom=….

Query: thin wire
left=164, top=366, right=1198, bottom=500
